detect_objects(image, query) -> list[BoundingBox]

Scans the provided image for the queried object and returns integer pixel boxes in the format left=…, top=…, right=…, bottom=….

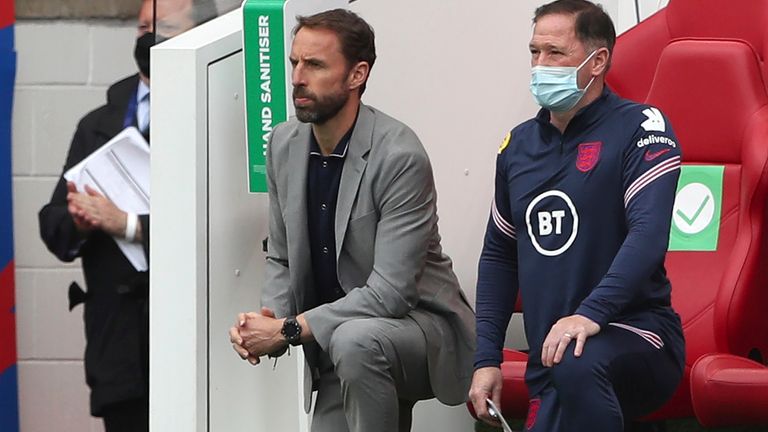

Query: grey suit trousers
left=310, top=317, right=434, bottom=432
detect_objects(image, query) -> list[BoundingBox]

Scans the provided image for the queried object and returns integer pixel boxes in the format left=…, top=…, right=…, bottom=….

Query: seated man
left=469, top=1, right=685, bottom=431
left=228, top=9, right=475, bottom=432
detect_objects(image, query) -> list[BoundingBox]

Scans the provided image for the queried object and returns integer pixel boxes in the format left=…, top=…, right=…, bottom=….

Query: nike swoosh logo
left=644, top=148, right=671, bottom=161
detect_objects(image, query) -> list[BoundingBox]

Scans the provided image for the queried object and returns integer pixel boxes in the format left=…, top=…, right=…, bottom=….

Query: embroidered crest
left=576, top=141, right=602, bottom=172
left=526, top=398, right=542, bottom=430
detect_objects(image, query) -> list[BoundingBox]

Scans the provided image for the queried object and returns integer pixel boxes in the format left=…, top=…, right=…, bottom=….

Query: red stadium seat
left=636, top=37, right=768, bottom=425
left=472, top=1, right=768, bottom=427
left=607, top=0, right=768, bottom=426
left=607, top=0, right=768, bottom=101
left=690, top=354, right=768, bottom=427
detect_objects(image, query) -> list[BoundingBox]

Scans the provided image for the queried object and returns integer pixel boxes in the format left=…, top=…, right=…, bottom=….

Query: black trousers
left=102, top=397, right=149, bottom=432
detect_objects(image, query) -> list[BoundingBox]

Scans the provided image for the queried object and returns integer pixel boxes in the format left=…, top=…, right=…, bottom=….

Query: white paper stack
left=64, top=127, right=150, bottom=271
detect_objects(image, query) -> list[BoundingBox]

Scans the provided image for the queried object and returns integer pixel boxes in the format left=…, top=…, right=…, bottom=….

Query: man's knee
left=550, top=347, right=608, bottom=396
left=328, top=320, right=389, bottom=382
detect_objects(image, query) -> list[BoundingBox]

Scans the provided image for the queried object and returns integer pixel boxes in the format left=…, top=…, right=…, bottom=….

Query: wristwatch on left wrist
left=281, top=316, right=302, bottom=346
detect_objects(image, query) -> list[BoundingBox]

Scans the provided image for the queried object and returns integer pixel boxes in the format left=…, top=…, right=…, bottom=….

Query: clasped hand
left=66, top=182, right=127, bottom=236
left=228, top=307, right=285, bottom=366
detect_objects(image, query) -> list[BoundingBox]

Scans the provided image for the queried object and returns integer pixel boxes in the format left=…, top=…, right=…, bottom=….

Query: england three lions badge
left=576, top=141, right=602, bottom=172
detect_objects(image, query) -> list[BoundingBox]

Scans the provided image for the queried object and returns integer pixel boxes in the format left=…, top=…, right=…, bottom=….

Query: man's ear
left=347, top=61, right=370, bottom=92
left=592, top=47, right=610, bottom=76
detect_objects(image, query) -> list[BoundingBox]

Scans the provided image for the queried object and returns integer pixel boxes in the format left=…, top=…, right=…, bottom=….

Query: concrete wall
left=16, top=0, right=141, bottom=20
left=12, top=19, right=137, bottom=432
left=16, top=0, right=240, bottom=20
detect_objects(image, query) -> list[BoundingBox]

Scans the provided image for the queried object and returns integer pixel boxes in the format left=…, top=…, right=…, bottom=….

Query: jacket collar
left=335, top=104, right=374, bottom=255
left=284, top=104, right=375, bottom=259
left=94, top=74, right=141, bottom=138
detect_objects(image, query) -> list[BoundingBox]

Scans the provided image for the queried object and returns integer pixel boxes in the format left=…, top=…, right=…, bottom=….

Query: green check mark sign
left=669, top=166, right=724, bottom=251
left=677, top=194, right=710, bottom=226
left=673, top=184, right=714, bottom=234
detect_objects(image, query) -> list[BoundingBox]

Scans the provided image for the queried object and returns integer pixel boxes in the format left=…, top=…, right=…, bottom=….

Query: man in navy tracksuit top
left=468, top=1, right=685, bottom=431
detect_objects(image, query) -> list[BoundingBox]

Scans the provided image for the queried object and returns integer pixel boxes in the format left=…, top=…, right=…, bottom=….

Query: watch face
left=282, top=318, right=301, bottom=344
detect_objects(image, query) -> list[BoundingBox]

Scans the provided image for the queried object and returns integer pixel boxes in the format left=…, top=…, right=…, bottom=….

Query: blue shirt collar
left=137, top=79, right=150, bottom=102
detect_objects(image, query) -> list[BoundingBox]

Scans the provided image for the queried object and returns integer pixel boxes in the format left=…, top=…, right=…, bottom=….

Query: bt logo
left=537, top=210, right=566, bottom=236
left=525, top=190, right=579, bottom=256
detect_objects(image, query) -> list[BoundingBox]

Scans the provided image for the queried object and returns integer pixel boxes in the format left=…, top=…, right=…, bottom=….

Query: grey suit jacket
left=262, top=104, right=475, bottom=409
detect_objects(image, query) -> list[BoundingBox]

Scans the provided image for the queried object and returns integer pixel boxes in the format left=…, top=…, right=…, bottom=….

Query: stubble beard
left=293, top=86, right=350, bottom=125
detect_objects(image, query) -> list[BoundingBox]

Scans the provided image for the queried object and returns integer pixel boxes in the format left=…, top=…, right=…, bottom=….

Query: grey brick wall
left=16, top=0, right=142, bottom=20
left=13, top=19, right=138, bottom=432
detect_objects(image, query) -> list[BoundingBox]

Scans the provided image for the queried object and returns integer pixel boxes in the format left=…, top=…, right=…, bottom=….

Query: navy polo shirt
left=307, top=126, right=354, bottom=305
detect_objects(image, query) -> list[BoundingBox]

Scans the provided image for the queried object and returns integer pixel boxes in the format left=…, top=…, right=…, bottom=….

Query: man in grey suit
left=228, top=9, right=475, bottom=432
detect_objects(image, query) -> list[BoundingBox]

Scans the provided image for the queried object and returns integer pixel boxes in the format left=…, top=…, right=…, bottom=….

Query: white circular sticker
left=672, top=182, right=715, bottom=234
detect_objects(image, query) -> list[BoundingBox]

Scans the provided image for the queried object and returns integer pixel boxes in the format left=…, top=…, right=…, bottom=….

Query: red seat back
left=607, top=2, right=768, bottom=421
left=647, top=39, right=768, bottom=364
left=607, top=0, right=768, bottom=101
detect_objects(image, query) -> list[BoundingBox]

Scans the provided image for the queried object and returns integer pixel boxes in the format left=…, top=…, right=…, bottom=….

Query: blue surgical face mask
left=529, top=50, right=597, bottom=112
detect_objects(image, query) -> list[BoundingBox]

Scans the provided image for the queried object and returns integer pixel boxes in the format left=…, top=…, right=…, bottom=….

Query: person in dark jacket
left=37, top=0, right=215, bottom=430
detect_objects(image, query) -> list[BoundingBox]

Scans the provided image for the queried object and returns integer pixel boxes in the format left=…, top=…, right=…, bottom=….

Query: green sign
left=243, top=0, right=288, bottom=193
left=668, top=165, right=724, bottom=251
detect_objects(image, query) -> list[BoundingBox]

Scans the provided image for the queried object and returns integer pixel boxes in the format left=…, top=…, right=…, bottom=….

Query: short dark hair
left=294, top=9, right=377, bottom=95
left=534, top=0, right=616, bottom=57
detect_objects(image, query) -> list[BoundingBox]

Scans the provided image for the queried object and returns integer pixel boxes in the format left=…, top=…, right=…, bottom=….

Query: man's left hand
left=541, top=314, right=600, bottom=367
